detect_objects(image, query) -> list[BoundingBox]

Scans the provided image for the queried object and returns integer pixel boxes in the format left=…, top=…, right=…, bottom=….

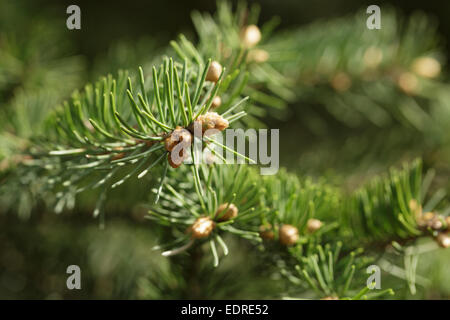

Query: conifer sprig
left=281, top=244, right=394, bottom=300
left=1, top=0, right=449, bottom=299
left=171, top=1, right=297, bottom=126
left=17, top=56, right=253, bottom=216
left=343, top=159, right=449, bottom=245
left=149, top=165, right=267, bottom=266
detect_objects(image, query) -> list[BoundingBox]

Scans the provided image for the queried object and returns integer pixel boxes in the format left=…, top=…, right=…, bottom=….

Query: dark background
left=30, top=0, right=450, bottom=68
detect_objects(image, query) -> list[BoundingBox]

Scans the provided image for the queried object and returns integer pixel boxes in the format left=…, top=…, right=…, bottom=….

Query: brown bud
left=247, top=49, right=269, bottom=63
left=330, top=72, right=351, bottom=92
left=167, top=147, right=188, bottom=169
left=446, top=216, right=450, bottom=230
left=211, top=96, right=222, bottom=110
left=409, top=199, right=420, bottom=212
left=423, top=212, right=436, bottom=220
left=363, top=46, right=383, bottom=69
left=164, top=126, right=192, bottom=152
left=206, top=61, right=222, bottom=83
left=397, top=72, right=418, bottom=95
left=306, top=218, right=323, bottom=233
left=412, top=56, right=441, bottom=79
left=436, top=232, right=450, bottom=249
left=242, top=25, right=261, bottom=48
left=279, top=224, right=299, bottom=246
left=259, top=224, right=275, bottom=240
left=191, top=217, right=215, bottom=239
left=168, top=153, right=180, bottom=168
left=417, top=211, right=436, bottom=228
left=196, top=112, right=229, bottom=134
left=430, top=218, right=443, bottom=230
left=215, top=203, right=238, bottom=221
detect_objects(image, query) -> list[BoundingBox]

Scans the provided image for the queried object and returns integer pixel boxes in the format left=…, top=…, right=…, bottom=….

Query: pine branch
left=171, top=0, right=297, bottom=126
left=270, top=8, right=448, bottom=131
left=280, top=243, right=394, bottom=300
left=342, top=159, right=449, bottom=246
left=2, top=51, right=257, bottom=217
left=149, top=165, right=267, bottom=265
left=1, top=0, right=450, bottom=299
left=266, top=8, right=450, bottom=174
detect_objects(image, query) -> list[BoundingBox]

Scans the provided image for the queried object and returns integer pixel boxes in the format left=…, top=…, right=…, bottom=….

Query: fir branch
left=8, top=53, right=252, bottom=217
left=150, top=165, right=268, bottom=264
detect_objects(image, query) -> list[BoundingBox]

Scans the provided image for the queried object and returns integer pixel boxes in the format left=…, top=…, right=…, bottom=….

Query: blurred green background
left=1, top=0, right=450, bottom=299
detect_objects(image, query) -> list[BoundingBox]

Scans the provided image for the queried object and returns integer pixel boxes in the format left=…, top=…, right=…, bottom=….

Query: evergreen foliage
left=1, top=0, right=449, bottom=299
